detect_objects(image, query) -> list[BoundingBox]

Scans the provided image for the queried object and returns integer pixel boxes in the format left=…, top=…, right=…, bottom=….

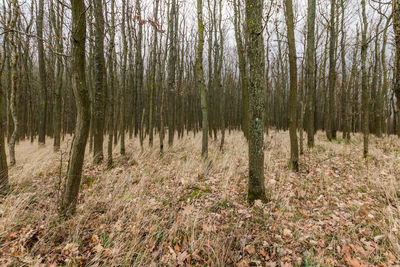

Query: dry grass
left=0, top=131, right=399, bottom=266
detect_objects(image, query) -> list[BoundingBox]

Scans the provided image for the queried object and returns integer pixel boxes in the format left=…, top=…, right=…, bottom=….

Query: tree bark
left=393, top=0, right=400, bottom=133
left=60, top=0, right=90, bottom=217
left=361, top=0, right=369, bottom=157
left=197, top=0, right=208, bottom=158
left=37, top=0, right=47, bottom=145
left=246, top=0, right=266, bottom=203
left=93, top=0, right=106, bottom=164
left=327, top=0, right=337, bottom=141
left=305, top=0, right=316, bottom=147
left=8, top=0, right=19, bottom=167
left=285, top=0, right=299, bottom=171
left=0, top=45, right=9, bottom=194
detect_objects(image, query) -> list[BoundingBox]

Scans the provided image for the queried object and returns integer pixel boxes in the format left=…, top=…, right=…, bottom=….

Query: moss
left=82, top=176, right=96, bottom=189
left=120, top=194, right=135, bottom=201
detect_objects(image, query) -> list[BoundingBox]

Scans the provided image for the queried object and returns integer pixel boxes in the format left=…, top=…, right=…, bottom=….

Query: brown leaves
left=245, top=244, right=256, bottom=255
left=344, top=256, right=365, bottom=267
left=1, top=133, right=400, bottom=266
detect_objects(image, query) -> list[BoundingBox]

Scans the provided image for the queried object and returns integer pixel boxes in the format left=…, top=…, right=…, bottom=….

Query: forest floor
left=0, top=131, right=399, bottom=266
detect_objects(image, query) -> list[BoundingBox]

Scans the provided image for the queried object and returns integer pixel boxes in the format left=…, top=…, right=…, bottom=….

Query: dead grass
left=0, top=131, right=399, bottom=266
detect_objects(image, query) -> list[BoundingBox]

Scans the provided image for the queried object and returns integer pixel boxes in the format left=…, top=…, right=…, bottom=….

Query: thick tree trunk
left=245, top=0, right=266, bottom=203
left=305, top=0, right=316, bottom=147
left=149, top=0, right=159, bottom=147
left=197, top=0, right=208, bottom=158
left=393, top=0, right=400, bottom=130
left=168, top=0, right=177, bottom=147
left=93, top=0, right=106, bottom=164
left=37, top=0, right=47, bottom=145
left=8, top=1, right=19, bottom=167
left=60, top=0, right=90, bottom=217
left=327, top=0, right=337, bottom=141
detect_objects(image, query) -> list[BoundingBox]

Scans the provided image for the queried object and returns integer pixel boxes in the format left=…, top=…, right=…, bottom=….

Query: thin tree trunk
left=285, top=0, right=299, bottom=171
left=50, top=0, right=64, bottom=152
left=107, top=0, right=116, bottom=168
left=0, top=45, right=8, bottom=194
left=197, top=0, right=208, bottom=158
left=234, top=0, right=249, bottom=139
left=149, top=0, right=159, bottom=147
left=120, top=0, right=128, bottom=156
left=361, top=0, right=369, bottom=157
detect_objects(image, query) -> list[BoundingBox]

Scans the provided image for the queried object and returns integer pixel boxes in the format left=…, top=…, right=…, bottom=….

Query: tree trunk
left=120, top=0, right=128, bottom=156
left=285, top=0, right=299, bottom=171
left=8, top=0, right=19, bottom=167
left=0, top=47, right=8, bottom=194
left=393, top=0, right=400, bottom=132
left=197, top=0, right=208, bottom=158
left=168, top=0, right=177, bottom=147
left=245, top=0, right=266, bottom=203
left=361, top=0, right=369, bottom=157
left=50, top=0, right=64, bottom=152
left=234, top=0, right=249, bottom=139
left=107, top=0, right=116, bottom=168
left=305, top=0, right=316, bottom=147
left=327, top=0, right=337, bottom=141
left=60, top=0, right=90, bottom=217
left=149, top=0, right=159, bottom=147
left=93, top=0, right=106, bottom=164
left=37, top=0, right=47, bottom=145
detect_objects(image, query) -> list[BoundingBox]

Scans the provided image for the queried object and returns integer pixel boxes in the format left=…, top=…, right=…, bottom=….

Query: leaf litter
left=0, top=131, right=399, bottom=266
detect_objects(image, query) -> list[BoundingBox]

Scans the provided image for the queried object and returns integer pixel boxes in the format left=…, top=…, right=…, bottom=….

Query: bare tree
left=245, top=0, right=266, bottom=203
left=60, top=0, right=91, bottom=217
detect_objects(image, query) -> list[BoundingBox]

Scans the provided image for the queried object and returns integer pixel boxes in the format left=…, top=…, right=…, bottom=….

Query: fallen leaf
left=344, top=256, right=365, bottom=267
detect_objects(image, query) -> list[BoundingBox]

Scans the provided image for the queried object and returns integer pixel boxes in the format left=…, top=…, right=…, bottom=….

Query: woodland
left=0, top=0, right=400, bottom=266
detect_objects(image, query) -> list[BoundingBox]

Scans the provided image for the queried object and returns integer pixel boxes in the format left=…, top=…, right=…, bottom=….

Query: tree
left=8, top=0, right=19, bottom=166
left=197, top=0, right=208, bottom=158
left=327, top=0, right=337, bottom=141
left=233, top=0, right=249, bottom=139
left=49, top=0, right=64, bottom=151
left=120, top=0, right=128, bottom=155
left=285, top=0, right=299, bottom=171
left=60, top=0, right=91, bottom=217
left=106, top=0, right=116, bottom=168
left=168, top=0, right=177, bottom=147
left=340, top=0, right=349, bottom=140
left=361, top=0, right=368, bottom=157
left=245, top=0, right=266, bottom=203
left=393, top=0, right=400, bottom=124
left=305, top=0, right=317, bottom=148
left=0, top=43, right=8, bottom=194
left=93, top=0, right=106, bottom=164
left=380, top=15, right=391, bottom=136
left=37, top=0, right=47, bottom=145
left=149, top=0, right=159, bottom=147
